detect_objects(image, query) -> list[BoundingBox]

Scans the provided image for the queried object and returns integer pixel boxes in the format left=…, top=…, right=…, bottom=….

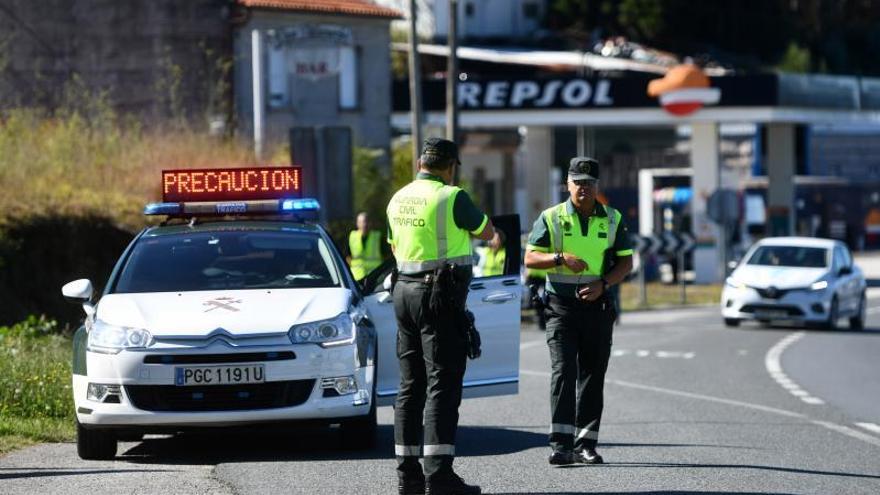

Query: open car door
left=362, top=214, right=522, bottom=406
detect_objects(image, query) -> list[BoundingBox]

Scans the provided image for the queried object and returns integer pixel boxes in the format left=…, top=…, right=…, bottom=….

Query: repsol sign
left=457, top=79, right=614, bottom=109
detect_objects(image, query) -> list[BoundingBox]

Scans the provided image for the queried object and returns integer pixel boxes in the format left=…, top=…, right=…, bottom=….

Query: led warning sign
left=162, top=167, right=302, bottom=202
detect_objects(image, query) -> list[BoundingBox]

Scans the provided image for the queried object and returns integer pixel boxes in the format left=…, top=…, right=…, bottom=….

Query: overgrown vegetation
left=0, top=316, right=75, bottom=455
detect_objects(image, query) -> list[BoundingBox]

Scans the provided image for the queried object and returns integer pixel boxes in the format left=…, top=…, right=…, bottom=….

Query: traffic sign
left=630, top=232, right=695, bottom=255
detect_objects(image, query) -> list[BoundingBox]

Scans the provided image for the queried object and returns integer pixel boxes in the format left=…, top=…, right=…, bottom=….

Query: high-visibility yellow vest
left=387, top=179, right=474, bottom=273
left=542, top=201, right=620, bottom=293
left=348, top=229, right=382, bottom=280
left=526, top=266, right=548, bottom=279
left=477, top=246, right=505, bottom=277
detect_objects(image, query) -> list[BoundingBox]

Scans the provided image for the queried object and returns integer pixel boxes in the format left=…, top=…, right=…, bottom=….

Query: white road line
left=518, top=368, right=880, bottom=448
left=764, top=331, right=825, bottom=405
left=856, top=422, right=880, bottom=435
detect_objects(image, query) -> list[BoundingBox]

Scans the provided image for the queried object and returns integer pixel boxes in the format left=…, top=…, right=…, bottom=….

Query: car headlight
left=288, top=313, right=355, bottom=348
left=810, top=280, right=828, bottom=291
left=87, top=320, right=153, bottom=354
left=725, top=277, right=745, bottom=290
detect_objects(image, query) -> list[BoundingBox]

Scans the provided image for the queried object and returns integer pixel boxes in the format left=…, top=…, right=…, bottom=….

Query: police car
left=62, top=166, right=521, bottom=460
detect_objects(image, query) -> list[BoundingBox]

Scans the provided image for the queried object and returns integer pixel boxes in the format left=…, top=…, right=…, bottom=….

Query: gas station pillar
left=766, top=124, right=796, bottom=236
left=518, top=126, right=553, bottom=228
left=690, top=122, right=721, bottom=283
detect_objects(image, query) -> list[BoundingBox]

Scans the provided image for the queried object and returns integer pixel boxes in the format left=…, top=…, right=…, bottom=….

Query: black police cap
left=568, top=157, right=599, bottom=181
left=422, top=138, right=461, bottom=164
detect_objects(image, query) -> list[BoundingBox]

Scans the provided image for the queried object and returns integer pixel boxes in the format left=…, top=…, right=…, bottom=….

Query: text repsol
left=457, top=79, right=614, bottom=109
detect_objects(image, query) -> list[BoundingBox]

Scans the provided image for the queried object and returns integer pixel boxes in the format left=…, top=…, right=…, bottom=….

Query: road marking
left=518, top=368, right=880, bottom=448
left=856, top=422, right=880, bottom=435
left=764, top=332, right=825, bottom=405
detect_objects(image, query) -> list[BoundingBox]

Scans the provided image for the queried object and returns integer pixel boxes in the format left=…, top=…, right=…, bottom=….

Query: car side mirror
left=62, top=279, right=93, bottom=302
left=839, top=265, right=853, bottom=276
left=727, top=260, right=739, bottom=271
left=62, top=279, right=96, bottom=318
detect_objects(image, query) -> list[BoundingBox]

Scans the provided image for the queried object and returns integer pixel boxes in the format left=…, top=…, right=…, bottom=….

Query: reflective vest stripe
left=396, top=255, right=474, bottom=273
left=423, top=444, right=455, bottom=456
left=395, top=444, right=421, bottom=456
left=436, top=187, right=454, bottom=260
left=606, top=205, right=618, bottom=248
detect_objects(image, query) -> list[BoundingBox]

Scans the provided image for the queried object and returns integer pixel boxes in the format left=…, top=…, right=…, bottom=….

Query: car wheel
left=724, top=318, right=740, bottom=327
left=849, top=293, right=866, bottom=330
left=77, top=421, right=117, bottom=460
left=825, top=296, right=840, bottom=330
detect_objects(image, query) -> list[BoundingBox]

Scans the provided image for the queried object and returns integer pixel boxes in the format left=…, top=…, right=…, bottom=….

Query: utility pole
left=407, top=0, right=423, bottom=177
left=251, top=29, right=264, bottom=161
left=447, top=0, right=460, bottom=184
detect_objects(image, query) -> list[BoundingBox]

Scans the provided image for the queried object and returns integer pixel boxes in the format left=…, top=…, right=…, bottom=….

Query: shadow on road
left=487, top=492, right=797, bottom=495
left=118, top=424, right=547, bottom=464
left=601, top=461, right=880, bottom=480
left=0, top=468, right=170, bottom=481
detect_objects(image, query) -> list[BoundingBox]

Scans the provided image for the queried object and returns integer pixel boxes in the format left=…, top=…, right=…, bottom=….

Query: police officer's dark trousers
left=394, top=277, right=468, bottom=482
left=545, top=292, right=615, bottom=452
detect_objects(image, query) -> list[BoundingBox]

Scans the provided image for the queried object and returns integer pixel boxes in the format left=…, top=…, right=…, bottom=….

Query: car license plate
left=755, top=309, right=787, bottom=319
left=175, top=365, right=265, bottom=386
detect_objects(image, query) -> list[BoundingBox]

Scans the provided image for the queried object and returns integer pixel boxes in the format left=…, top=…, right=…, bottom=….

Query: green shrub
left=0, top=316, right=73, bottom=420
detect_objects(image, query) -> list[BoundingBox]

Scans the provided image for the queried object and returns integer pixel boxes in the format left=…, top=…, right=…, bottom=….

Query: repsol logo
left=457, top=79, right=614, bottom=109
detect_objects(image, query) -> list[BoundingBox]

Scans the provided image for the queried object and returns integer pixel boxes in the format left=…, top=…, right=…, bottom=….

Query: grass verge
left=0, top=316, right=75, bottom=456
left=620, top=282, right=722, bottom=311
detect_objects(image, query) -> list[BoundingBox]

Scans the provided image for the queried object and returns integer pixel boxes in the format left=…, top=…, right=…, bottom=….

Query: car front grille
left=740, top=304, right=805, bottom=317
left=143, top=351, right=296, bottom=365
left=751, top=287, right=801, bottom=299
left=126, top=380, right=315, bottom=412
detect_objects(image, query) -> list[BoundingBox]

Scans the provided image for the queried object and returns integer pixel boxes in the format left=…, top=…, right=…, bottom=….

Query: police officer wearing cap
left=387, top=138, right=494, bottom=495
left=524, top=157, right=633, bottom=466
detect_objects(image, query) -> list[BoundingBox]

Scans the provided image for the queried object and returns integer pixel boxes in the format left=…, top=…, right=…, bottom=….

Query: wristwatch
left=600, top=277, right=610, bottom=291
left=553, top=252, right=564, bottom=266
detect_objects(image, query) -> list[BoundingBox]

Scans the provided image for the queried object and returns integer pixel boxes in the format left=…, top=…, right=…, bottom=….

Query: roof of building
left=237, top=0, right=402, bottom=19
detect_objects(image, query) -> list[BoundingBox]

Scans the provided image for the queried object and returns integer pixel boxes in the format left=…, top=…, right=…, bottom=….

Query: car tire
left=77, top=421, right=117, bottom=460
left=825, top=296, right=840, bottom=331
left=724, top=318, right=740, bottom=327
left=849, top=293, right=866, bottom=330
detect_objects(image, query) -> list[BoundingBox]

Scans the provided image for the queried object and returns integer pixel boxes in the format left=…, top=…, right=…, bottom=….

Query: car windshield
left=746, top=245, right=828, bottom=268
left=113, top=230, right=342, bottom=293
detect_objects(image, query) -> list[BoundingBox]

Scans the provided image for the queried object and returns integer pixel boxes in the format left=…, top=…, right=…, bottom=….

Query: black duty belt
left=548, top=292, right=609, bottom=307
left=397, top=272, right=435, bottom=284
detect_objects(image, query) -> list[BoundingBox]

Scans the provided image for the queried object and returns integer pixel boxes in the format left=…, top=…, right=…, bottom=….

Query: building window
left=338, top=46, right=358, bottom=110
left=464, top=2, right=475, bottom=17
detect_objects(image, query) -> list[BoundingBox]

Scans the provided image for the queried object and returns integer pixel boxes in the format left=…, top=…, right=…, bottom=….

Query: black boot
left=425, top=473, right=480, bottom=495
left=575, top=448, right=604, bottom=464
left=398, top=474, right=426, bottom=495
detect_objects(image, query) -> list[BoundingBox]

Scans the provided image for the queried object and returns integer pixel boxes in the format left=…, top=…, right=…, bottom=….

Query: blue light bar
left=144, top=202, right=182, bottom=215
left=281, top=198, right=321, bottom=212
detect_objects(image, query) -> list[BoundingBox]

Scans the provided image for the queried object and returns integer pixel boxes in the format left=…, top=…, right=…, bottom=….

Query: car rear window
left=113, top=231, right=342, bottom=293
left=746, top=245, right=828, bottom=268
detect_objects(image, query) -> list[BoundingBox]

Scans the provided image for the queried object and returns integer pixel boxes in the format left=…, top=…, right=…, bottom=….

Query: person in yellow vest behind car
left=476, top=230, right=506, bottom=277
left=347, top=211, right=384, bottom=281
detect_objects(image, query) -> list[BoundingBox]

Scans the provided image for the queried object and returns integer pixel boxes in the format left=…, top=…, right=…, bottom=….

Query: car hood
left=732, top=265, right=827, bottom=289
left=96, top=288, right=351, bottom=337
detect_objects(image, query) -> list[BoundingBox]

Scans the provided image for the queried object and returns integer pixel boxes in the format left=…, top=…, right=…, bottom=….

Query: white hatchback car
left=721, top=237, right=866, bottom=329
left=62, top=194, right=521, bottom=460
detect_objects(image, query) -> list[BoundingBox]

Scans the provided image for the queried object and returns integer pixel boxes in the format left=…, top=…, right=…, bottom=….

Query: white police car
left=721, top=237, right=867, bottom=329
left=62, top=167, right=521, bottom=460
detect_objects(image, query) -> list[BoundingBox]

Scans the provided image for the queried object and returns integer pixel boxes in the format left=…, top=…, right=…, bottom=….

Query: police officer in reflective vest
left=524, top=157, right=633, bottom=465
left=387, top=138, right=494, bottom=495
left=476, top=231, right=505, bottom=277
left=347, top=211, right=383, bottom=281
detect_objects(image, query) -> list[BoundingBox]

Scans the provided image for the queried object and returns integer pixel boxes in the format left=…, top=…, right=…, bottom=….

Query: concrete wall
left=0, top=0, right=231, bottom=122
left=234, top=11, right=393, bottom=155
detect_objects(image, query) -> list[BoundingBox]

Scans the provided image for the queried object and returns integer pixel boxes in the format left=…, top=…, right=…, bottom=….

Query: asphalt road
left=2, top=295, right=880, bottom=494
